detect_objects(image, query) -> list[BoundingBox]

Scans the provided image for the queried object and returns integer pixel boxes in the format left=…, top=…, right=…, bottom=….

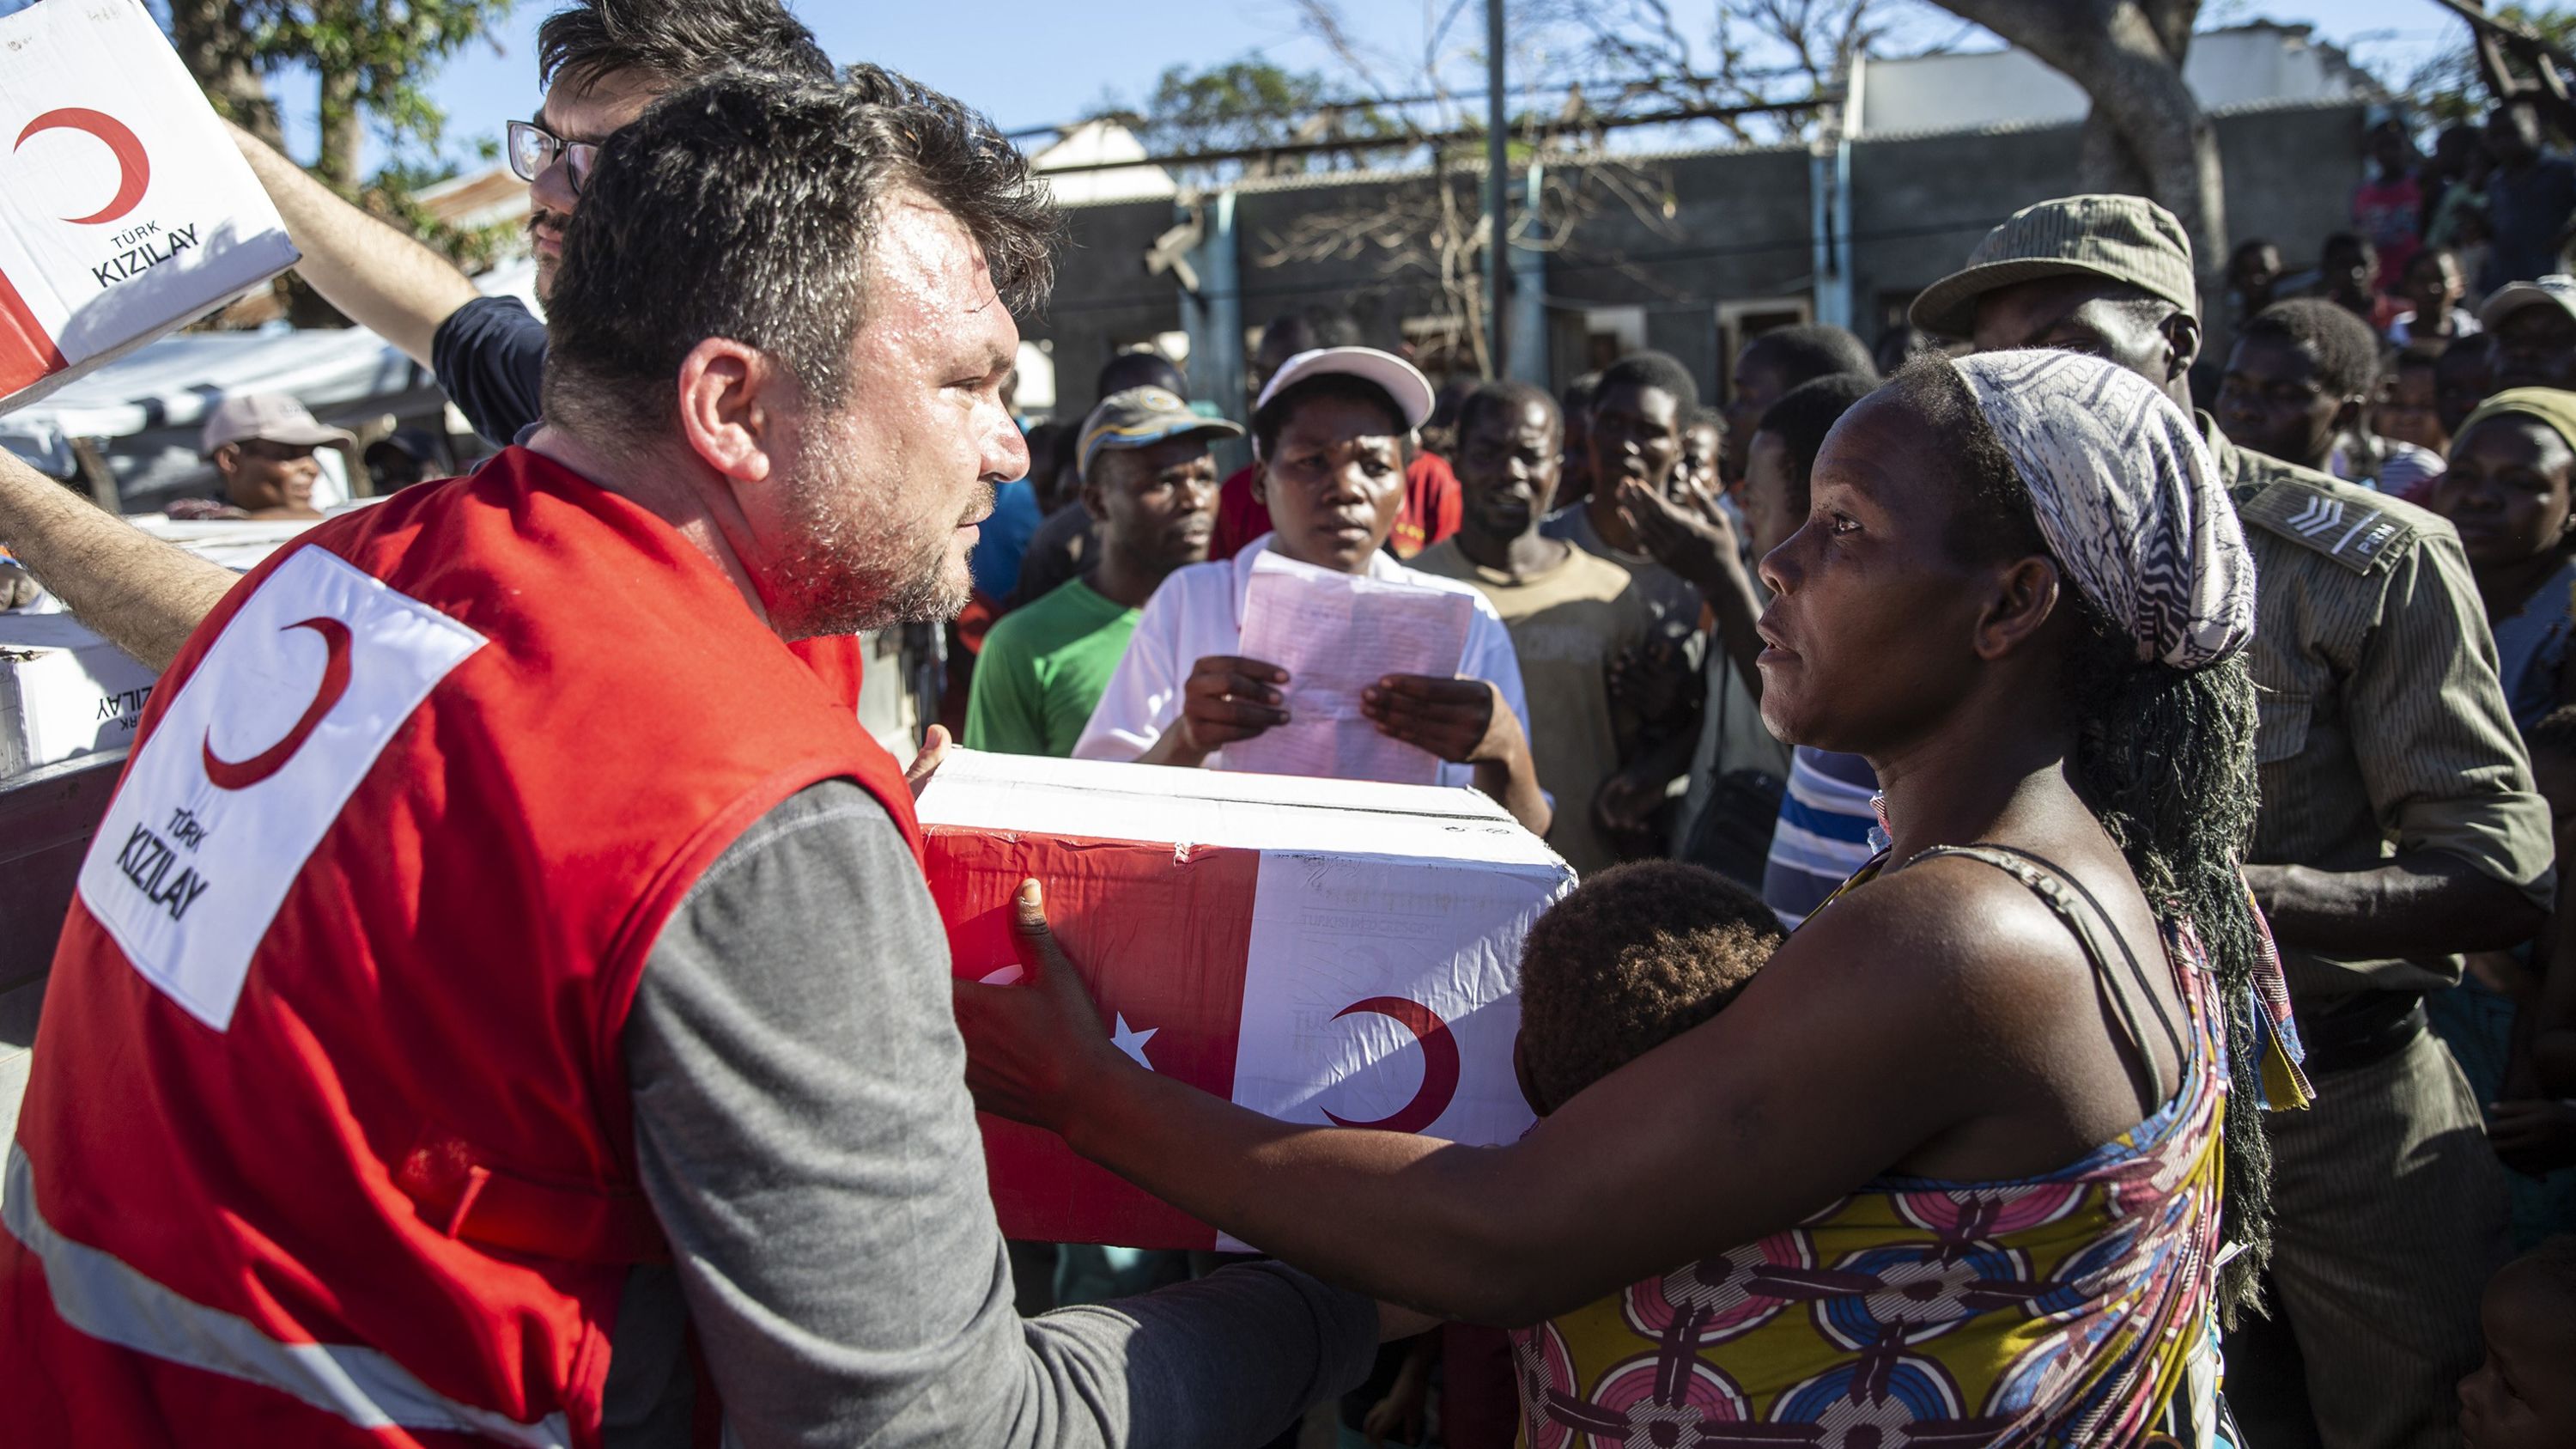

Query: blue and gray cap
left=1078, top=387, right=1244, bottom=482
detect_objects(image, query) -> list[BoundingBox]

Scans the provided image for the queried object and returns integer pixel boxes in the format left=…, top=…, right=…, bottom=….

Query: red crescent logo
left=1324, top=995, right=1461, bottom=1134
left=203, top=618, right=353, bottom=791
left=16, top=107, right=150, bottom=226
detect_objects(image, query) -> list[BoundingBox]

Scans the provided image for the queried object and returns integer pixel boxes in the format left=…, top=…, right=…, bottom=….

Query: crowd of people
left=3, top=3, right=2576, bottom=1448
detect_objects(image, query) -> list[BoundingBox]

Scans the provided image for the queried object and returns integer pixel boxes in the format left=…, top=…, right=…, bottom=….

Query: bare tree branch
left=1929, top=1, right=2224, bottom=285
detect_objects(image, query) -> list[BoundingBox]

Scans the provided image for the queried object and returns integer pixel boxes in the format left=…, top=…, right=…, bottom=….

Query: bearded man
left=0, top=70, right=1384, bottom=1449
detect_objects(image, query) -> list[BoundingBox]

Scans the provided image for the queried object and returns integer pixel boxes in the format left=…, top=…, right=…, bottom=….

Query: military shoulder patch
left=2238, top=478, right=2417, bottom=575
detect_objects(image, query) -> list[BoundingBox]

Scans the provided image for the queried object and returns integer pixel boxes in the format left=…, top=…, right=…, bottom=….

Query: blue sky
left=228, top=0, right=2511, bottom=172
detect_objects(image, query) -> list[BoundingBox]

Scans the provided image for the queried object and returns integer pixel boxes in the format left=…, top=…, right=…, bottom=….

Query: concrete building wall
left=1018, top=98, right=2370, bottom=419
left=1032, top=197, right=1190, bottom=416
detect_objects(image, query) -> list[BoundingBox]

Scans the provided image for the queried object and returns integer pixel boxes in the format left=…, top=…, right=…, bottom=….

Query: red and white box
left=0, top=0, right=299, bottom=411
left=921, top=749, right=1575, bottom=1250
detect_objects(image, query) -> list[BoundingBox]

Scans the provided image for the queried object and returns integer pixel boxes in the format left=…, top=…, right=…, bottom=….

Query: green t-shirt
left=963, top=577, right=1141, bottom=758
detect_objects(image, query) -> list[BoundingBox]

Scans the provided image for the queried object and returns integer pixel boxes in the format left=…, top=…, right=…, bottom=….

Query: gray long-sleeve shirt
left=601, top=780, right=1378, bottom=1446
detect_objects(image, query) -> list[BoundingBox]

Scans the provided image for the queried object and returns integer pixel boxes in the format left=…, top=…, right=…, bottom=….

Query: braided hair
left=1891, top=356, right=2274, bottom=1316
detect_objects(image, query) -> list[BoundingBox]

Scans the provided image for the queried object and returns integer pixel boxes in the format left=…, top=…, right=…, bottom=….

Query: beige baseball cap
left=1910, top=194, right=2200, bottom=339
left=2478, top=274, right=2576, bottom=330
left=199, top=393, right=354, bottom=457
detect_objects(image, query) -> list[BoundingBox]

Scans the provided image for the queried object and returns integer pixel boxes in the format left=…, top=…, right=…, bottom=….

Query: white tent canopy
left=0, top=257, right=538, bottom=505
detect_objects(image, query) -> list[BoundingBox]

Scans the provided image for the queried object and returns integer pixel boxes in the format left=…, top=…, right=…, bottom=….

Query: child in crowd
left=2457, top=1238, right=2576, bottom=1449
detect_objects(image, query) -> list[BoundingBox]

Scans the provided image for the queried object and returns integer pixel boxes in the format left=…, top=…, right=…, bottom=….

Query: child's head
left=1514, top=861, right=1784, bottom=1116
left=2460, top=1238, right=2576, bottom=1449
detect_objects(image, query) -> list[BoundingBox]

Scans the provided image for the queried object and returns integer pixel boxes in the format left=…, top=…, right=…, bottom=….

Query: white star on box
left=1109, top=1014, right=1157, bottom=1071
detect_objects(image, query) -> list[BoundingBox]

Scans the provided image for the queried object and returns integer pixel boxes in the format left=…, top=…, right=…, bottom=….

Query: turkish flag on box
left=0, top=0, right=299, bottom=411
left=920, top=749, right=1575, bottom=1250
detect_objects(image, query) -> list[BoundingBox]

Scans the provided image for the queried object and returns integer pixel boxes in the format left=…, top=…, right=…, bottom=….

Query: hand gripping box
left=0, top=0, right=300, bottom=411
left=919, top=749, right=1576, bottom=1250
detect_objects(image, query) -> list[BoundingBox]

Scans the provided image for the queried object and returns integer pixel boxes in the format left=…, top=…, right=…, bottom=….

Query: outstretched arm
left=632, top=784, right=1383, bottom=1448
left=230, top=122, right=484, bottom=368
left=958, top=870, right=2026, bottom=1325
left=0, top=454, right=234, bottom=670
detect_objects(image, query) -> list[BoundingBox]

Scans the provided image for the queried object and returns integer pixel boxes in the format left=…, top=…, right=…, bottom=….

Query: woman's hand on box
left=954, top=879, right=1128, bottom=1133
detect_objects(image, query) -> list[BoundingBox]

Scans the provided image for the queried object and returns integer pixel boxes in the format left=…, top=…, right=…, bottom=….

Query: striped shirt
left=1761, top=746, right=1882, bottom=928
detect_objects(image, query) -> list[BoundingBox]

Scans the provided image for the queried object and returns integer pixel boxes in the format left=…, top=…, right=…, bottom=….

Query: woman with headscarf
left=957, top=350, right=2306, bottom=1445
left=2430, top=387, right=2576, bottom=732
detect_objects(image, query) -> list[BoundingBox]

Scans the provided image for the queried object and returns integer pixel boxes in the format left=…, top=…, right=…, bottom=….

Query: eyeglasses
left=506, top=119, right=602, bottom=192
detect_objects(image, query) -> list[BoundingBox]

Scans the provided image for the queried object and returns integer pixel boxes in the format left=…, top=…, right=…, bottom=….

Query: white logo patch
left=77, top=548, right=485, bottom=1031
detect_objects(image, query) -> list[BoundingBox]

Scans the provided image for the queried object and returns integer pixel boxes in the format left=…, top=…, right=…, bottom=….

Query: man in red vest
left=1, top=69, right=1383, bottom=1449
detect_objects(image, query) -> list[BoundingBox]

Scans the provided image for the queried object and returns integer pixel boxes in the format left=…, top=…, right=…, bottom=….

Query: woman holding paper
left=1072, top=346, right=1552, bottom=836
left=969, top=351, right=2299, bottom=1445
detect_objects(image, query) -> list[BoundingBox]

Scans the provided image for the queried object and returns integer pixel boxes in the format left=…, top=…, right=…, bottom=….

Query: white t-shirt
left=1074, top=534, right=1529, bottom=790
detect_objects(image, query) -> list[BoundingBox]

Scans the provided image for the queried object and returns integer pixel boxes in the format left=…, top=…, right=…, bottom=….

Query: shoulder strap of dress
left=1905, top=843, right=2183, bottom=1106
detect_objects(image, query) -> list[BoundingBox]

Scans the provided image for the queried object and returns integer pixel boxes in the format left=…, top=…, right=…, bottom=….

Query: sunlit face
left=2433, top=415, right=2576, bottom=572
left=2324, top=240, right=2375, bottom=295
left=2380, top=363, right=2448, bottom=454
left=527, top=70, right=664, bottom=301
left=2405, top=252, right=2465, bottom=320
left=1971, top=275, right=2184, bottom=390
left=1590, top=381, right=1684, bottom=500
left=2216, top=334, right=2345, bottom=471
left=217, top=438, right=323, bottom=516
left=1753, top=390, right=2009, bottom=753
left=756, top=194, right=1022, bottom=638
left=2230, top=244, right=2283, bottom=297
left=1088, top=436, right=1220, bottom=578
left=1455, top=398, right=1562, bottom=544
left=1256, top=393, right=1407, bottom=574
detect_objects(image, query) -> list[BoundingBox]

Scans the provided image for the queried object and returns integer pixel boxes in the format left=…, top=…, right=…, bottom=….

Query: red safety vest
left=0, top=447, right=921, bottom=1447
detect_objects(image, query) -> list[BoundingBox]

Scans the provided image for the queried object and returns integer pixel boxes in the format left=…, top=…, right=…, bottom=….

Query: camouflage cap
left=1909, top=194, right=2199, bottom=340
left=1077, top=386, right=1244, bottom=482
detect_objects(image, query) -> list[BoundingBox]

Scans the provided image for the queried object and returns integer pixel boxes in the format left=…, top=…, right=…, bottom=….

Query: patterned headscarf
left=1949, top=350, right=2257, bottom=672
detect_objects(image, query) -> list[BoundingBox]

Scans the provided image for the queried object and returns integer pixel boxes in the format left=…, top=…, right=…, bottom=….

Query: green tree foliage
left=1092, top=57, right=1396, bottom=184
left=155, top=0, right=510, bottom=192
left=248, top=0, right=513, bottom=190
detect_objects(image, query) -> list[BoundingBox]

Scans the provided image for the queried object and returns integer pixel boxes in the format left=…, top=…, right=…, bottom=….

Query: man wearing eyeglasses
left=0, top=0, right=836, bottom=672
left=230, top=0, right=835, bottom=448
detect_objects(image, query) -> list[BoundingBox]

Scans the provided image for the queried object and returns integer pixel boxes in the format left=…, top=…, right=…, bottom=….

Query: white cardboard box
left=0, top=0, right=300, bottom=411
left=0, top=610, right=152, bottom=776
left=918, top=749, right=1575, bottom=1247
left=0, top=514, right=319, bottom=777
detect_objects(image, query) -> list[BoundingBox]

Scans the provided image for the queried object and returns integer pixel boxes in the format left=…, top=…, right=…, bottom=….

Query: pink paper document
left=1228, top=550, right=1473, bottom=786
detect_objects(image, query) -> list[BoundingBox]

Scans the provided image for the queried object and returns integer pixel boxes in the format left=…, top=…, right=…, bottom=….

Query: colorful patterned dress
left=1510, top=846, right=2274, bottom=1449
